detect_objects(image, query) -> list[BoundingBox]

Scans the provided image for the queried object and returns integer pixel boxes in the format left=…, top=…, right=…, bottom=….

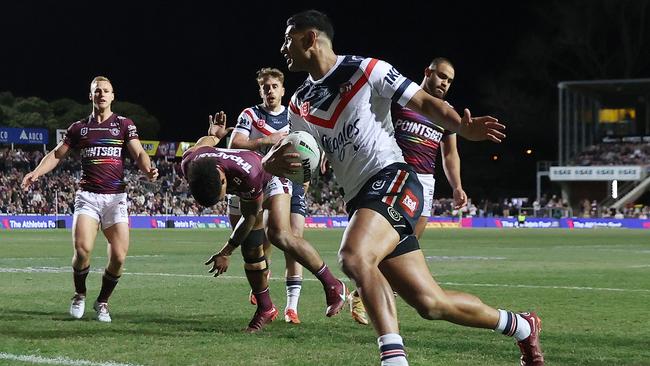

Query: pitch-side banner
left=549, top=166, right=646, bottom=181
left=3, top=215, right=649, bottom=230
left=140, top=140, right=195, bottom=157
left=0, top=127, right=48, bottom=144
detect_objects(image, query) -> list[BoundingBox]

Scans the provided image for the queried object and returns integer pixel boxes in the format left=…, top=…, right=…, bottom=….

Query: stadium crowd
left=571, top=141, right=650, bottom=166
left=2, top=147, right=648, bottom=218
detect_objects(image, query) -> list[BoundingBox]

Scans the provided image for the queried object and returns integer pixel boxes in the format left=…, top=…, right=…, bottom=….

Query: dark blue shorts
left=291, top=183, right=307, bottom=217
left=346, top=163, right=424, bottom=238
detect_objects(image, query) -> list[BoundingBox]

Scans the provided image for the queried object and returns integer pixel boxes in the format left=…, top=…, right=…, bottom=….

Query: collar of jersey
left=308, top=55, right=345, bottom=84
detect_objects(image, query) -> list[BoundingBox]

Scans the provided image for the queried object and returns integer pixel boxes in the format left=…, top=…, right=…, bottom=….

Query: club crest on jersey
left=255, top=119, right=266, bottom=128
left=80, top=127, right=88, bottom=136
left=300, top=102, right=310, bottom=117
left=399, top=189, right=419, bottom=217
left=339, top=81, right=353, bottom=96
left=110, top=128, right=120, bottom=136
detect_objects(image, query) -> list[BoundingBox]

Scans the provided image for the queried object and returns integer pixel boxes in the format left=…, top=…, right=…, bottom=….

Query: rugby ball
left=282, top=131, right=320, bottom=184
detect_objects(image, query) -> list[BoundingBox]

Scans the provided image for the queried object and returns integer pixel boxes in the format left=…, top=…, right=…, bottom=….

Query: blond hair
left=256, top=68, right=284, bottom=85
left=90, top=76, right=113, bottom=90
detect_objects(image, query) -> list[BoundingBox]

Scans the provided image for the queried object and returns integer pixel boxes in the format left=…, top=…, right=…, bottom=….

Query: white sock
left=285, top=276, right=302, bottom=312
left=378, top=333, right=408, bottom=366
left=495, top=309, right=531, bottom=341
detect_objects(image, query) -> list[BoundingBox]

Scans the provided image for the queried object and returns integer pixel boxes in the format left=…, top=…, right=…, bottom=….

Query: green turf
left=1, top=228, right=649, bottom=365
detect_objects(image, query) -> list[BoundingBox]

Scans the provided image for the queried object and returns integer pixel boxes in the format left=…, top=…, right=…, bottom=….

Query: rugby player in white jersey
left=22, top=76, right=158, bottom=323
left=263, top=10, right=544, bottom=366
left=349, top=57, right=468, bottom=326
left=227, top=67, right=307, bottom=324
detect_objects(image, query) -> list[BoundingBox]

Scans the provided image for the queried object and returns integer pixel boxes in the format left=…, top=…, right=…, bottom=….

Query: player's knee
left=266, top=229, right=293, bottom=250
left=415, top=296, right=451, bottom=320
left=338, top=250, right=371, bottom=279
left=73, top=242, right=92, bottom=261
left=108, top=252, right=127, bottom=269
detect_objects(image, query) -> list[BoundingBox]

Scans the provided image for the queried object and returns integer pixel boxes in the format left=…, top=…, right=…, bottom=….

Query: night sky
left=2, top=1, right=531, bottom=137
left=3, top=1, right=646, bottom=199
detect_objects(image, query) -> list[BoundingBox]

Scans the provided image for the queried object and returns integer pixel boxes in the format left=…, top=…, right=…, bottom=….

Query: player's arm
left=261, top=107, right=303, bottom=177
left=127, top=139, right=159, bottom=181
left=187, top=111, right=233, bottom=153
left=441, top=133, right=467, bottom=209
left=204, top=195, right=262, bottom=277
left=21, top=141, right=70, bottom=190
left=407, top=90, right=505, bottom=143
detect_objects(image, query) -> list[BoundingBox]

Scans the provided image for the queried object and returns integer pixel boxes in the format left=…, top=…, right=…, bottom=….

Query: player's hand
left=146, top=167, right=159, bottom=181
left=208, top=111, right=233, bottom=139
left=205, top=252, right=230, bottom=277
left=459, top=109, right=506, bottom=143
left=263, top=131, right=288, bottom=145
left=21, top=171, right=39, bottom=191
left=261, top=140, right=302, bottom=177
left=452, top=187, right=468, bottom=209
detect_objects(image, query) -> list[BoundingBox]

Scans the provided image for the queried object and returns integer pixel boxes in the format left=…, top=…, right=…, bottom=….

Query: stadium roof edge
left=558, top=78, right=650, bottom=89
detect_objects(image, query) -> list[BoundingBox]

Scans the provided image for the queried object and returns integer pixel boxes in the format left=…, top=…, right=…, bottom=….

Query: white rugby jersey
left=232, top=105, right=289, bottom=155
left=288, top=55, right=421, bottom=201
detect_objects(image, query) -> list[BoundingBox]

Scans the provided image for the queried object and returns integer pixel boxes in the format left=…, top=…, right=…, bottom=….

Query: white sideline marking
left=425, top=256, right=505, bottom=261
left=1, top=266, right=649, bottom=293
left=0, top=255, right=162, bottom=261
left=439, top=281, right=650, bottom=293
left=0, top=352, right=142, bottom=366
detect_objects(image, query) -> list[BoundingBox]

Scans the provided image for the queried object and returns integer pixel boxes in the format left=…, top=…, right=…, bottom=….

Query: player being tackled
left=182, top=112, right=347, bottom=332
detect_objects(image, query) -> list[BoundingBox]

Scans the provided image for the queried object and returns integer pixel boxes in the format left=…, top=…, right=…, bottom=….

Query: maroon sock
left=314, top=264, right=338, bottom=288
left=96, top=269, right=120, bottom=303
left=254, top=287, right=273, bottom=311
left=73, top=266, right=90, bottom=295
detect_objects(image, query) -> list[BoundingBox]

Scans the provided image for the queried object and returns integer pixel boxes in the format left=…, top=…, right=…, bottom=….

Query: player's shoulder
left=114, top=114, right=135, bottom=125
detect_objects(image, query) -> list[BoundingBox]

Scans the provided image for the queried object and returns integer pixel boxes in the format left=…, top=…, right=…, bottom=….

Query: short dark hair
left=430, top=57, right=454, bottom=70
left=187, top=158, right=222, bottom=207
left=287, top=10, right=334, bottom=42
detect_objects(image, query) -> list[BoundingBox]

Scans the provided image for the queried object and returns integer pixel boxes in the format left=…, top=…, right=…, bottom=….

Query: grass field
left=1, top=228, right=649, bottom=366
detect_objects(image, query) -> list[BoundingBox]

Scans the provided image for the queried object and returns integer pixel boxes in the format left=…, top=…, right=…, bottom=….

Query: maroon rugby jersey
left=63, top=114, right=139, bottom=194
left=181, top=146, right=272, bottom=200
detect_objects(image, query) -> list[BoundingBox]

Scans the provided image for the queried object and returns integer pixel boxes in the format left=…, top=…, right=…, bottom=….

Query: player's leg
left=379, top=244, right=544, bottom=365
left=338, top=209, right=407, bottom=365
left=263, top=189, right=346, bottom=317
left=283, top=212, right=304, bottom=323
left=284, top=182, right=306, bottom=324
left=69, top=192, right=101, bottom=319
left=241, top=214, right=278, bottom=333
left=339, top=163, right=430, bottom=365
left=227, top=194, right=271, bottom=305
left=93, top=192, right=130, bottom=323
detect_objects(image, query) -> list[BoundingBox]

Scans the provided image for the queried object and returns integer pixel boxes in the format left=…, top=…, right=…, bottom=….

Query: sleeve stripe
left=391, top=79, right=412, bottom=103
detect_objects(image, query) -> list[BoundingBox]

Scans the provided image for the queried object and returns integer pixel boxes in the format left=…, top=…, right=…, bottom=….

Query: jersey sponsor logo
left=399, top=188, right=419, bottom=218
left=80, top=146, right=123, bottom=158
left=387, top=206, right=402, bottom=222
left=395, top=119, right=444, bottom=141
left=300, top=102, right=310, bottom=117
left=81, top=127, right=88, bottom=136
left=320, top=119, right=360, bottom=162
left=384, top=67, right=401, bottom=85
left=339, top=81, right=353, bottom=96
left=196, top=151, right=253, bottom=174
